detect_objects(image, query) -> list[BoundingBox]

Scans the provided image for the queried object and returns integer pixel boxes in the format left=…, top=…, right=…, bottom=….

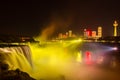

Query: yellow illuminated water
left=0, top=39, right=82, bottom=79
left=0, top=46, right=32, bottom=73
left=29, top=41, right=82, bottom=79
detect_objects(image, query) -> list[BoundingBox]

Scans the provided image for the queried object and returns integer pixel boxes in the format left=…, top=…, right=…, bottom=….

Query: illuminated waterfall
left=0, top=45, right=33, bottom=73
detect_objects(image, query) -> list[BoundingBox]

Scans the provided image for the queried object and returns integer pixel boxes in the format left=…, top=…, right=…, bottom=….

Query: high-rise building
left=98, top=26, right=102, bottom=38
left=113, top=20, right=118, bottom=36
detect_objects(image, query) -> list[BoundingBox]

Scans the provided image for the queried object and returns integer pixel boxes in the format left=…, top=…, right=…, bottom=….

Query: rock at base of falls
left=0, top=62, right=36, bottom=80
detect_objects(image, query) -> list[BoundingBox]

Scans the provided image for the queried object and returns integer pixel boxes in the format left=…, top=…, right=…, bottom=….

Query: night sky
left=0, top=0, right=120, bottom=37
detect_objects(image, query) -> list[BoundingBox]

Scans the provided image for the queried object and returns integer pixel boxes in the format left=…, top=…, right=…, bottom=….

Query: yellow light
left=78, top=38, right=82, bottom=42
left=70, top=38, right=82, bottom=43
left=76, top=51, right=82, bottom=63
left=28, top=40, right=82, bottom=79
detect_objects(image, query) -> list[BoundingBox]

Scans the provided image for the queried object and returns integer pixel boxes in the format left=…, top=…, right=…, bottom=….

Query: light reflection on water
left=0, top=42, right=120, bottom=80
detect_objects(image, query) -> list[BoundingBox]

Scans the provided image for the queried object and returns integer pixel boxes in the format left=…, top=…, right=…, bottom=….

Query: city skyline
left=56, top=27, right=102, bottom=39
left=56, top=20, right=119, bottom=39
left=0, top=0, right=120, bottom=37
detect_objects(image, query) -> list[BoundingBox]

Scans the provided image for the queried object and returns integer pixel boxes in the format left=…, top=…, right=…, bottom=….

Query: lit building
left=92, top=31, right=96, bottom=38
left=68, top=30, right=72, bottom=37
left=83, top=29, right=92, bottom=38
left=86, top=29, right=92, bottom=37
left=113, top=20, right=118, bottom=36
left=66, top=32, right=68, bottom=38
left=98, top=26, right=102, bottom=38
left=58, top=33, right=63, bottom=39
left=84, top=29, right=87, bottom=38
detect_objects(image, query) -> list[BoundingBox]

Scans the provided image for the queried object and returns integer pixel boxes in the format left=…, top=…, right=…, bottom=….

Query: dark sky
left=0, top=0, right=120, bottom=37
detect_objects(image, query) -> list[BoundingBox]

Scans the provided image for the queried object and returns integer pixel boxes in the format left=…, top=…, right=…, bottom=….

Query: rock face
left=0, top=62, right=36, bottom=80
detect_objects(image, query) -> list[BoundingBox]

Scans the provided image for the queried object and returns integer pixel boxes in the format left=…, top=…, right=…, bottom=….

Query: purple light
left=112, top=47, right=118, bottom=50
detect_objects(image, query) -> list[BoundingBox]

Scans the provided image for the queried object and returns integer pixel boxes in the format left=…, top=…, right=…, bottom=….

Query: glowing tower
left=113, top=20, right=118, bottom=36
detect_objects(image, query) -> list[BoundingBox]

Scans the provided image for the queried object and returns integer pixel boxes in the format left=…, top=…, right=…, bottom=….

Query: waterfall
left=0, top=45, right=33, bottom=73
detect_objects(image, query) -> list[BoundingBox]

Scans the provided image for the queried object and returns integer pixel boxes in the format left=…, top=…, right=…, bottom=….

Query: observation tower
left=113, top=20, right=118, bottom=36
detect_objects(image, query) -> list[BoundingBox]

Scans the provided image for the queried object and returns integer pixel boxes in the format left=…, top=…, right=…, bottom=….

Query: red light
left=85, top=51, right=92, bottom=64
left=86, top=30, right=92, bottom=36
left=87, top=31, right=90, bottom=36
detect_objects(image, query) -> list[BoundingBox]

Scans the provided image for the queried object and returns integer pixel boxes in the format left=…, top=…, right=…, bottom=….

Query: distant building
left=98, top=26, right=102, bottom=38
left=84, top=29, right=87, bottom=38
left=83, top=29, right=92, bottom=38
left=68, top=30, right=72, bottom=37
left=58, top=30, right=75, bottom=39
left=58, top=33, right=63, bottom=39
left=66, top=32, right=68, bottom=38
left=92, top=31, right=96, bottom=38
left=86, top=29, right=92, bottom=37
